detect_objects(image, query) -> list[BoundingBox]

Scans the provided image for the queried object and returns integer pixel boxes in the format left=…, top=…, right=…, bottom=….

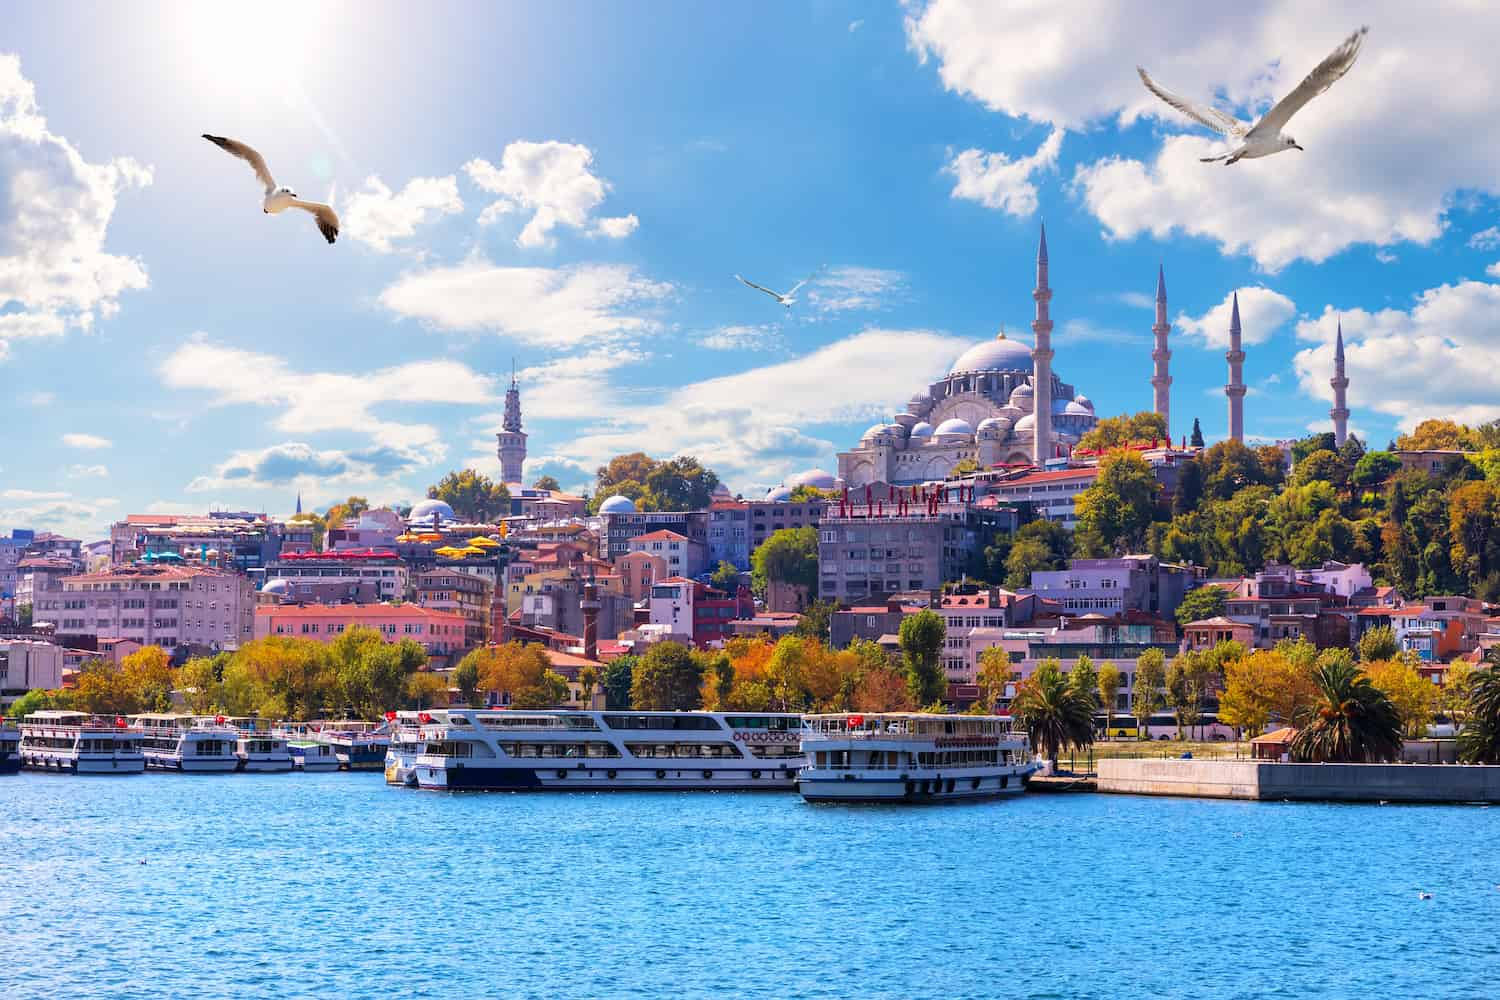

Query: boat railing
left=22, top=722, right=144, bottom=737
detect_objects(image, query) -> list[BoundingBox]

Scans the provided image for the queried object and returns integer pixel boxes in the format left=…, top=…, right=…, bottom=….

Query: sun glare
left=172, top=1, right=340, bottom=100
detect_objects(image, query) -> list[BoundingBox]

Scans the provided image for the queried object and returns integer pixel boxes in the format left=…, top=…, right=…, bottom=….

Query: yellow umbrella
left=468, top=536, right=499, bottom=548
left=433, top=546, right=465, bottom=557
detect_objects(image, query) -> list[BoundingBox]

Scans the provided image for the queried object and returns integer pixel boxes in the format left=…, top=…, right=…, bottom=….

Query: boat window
left=603, top=714, right=723, bottom=731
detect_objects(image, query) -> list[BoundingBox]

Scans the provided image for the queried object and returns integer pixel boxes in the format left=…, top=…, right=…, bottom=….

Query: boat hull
left=799, top=768, right=1036, bottom=803
left=238, top=756, right=294, bottom=773
left=145, top=754, right=240, bottom=773
left=0, top=756, right=21, bottom=775
left=337, top=745, right=388, bottom=770
left=24, top=753, right=146, bottom=774
left=416, top=762, right=800, bottom=792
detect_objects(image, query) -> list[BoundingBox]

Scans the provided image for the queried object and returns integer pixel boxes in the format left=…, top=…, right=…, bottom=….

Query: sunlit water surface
left=3, top=772, right=1498, bottom=998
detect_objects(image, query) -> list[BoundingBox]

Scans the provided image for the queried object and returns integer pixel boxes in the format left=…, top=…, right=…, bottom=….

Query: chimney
left=581, top=576, right=600, bottom=661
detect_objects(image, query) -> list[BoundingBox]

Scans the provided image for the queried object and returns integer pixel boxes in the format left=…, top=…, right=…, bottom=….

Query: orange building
left=254, top=603, right=469, bottom=656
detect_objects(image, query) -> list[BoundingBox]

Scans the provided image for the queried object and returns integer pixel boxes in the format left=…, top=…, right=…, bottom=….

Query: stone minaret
left=1330, top=318, right=1350, bottom=448
left=496, top=362, right=528, bottom=485
left=1225, top=292, right=1246, bottom=443
left=1031, top=223, right=1054, bottom=465
left=1151, top=265, right=1171, bottom=436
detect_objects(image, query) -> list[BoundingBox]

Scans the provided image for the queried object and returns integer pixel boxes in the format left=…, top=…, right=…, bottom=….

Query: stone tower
left=1151, top=265, right=1171, bottom=435
left=1225, top=293, right=1246, bottom=443
left=496, top=362, right=528, bottom=486
left=1330, top=319, right=1350, bottom=448
left=1031, top=223, right=1054, bottom=465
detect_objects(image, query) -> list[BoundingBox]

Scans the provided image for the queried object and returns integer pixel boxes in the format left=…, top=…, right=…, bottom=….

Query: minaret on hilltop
left=1031, top=222, right=1054, bottom=466
left=1225, top=292, right=1246, bottom=443
left=1330, top=318, right=1350, bottom=448
left=496, top=360, right=528, bottom=486
left=1151, top=265, right=1172, bottom=437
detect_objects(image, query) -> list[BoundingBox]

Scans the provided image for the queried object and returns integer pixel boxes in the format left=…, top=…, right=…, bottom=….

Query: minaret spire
left=1031, top=222, right=1054, bottom=466
left=1225, top=292, right=1246, bottom=443
left=1330, top=318, right=1350, bottom=448
left=1151, top=265, right=1172, bottom=436
left=497, top=360, right=528, bottom=487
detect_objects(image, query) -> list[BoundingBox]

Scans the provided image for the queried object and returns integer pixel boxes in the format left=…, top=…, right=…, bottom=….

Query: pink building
left=59, top=564, right=255, bottom=650
left=254, top=603, right=469, bottom=656
left=627, top=530, right=705, bottom=579
left=614, top=550, right=668, bottom=603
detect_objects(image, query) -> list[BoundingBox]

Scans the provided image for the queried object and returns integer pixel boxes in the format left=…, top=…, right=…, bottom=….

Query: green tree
left=1003, top=519, right=1072, bottom=589
left=578, top=665, right=600, bottom=705
left=1073, top=450, right=1159, bottom=555
left=1175, top=586, right=1227, bottom=627
left=751, top=526, right=818, bottom=597
left=1076, top=410, right=1169, bottom=451
left=1132, top=648, right=1167, bottom=738
left=973, top=646, right=1011, bottom=715
left=1395, top=418, right=1478, bottom=452
left=1291, top=449, right=1349, bottom=489
left=1068, top=655, right=1101, bottom=722
left=710, top=560, right=743, bottom=594
left=1365, top=657, right=1437, bottom=739
left=630, top=642, right=704, bottom=711
left=1291, top=432, right=1337, bottom=466
left=1351, top=450, right=1401, bottom=488
left=427, top=469, right=510, bottom=522
left=898, top=609, right=946, bottom=708
left=532, top=475, right=562, bottom=492
left=1165, top=652, right=1213, bottom=740
left=645, top=455, right=720, bottom=511
left=950, top=457, right=980, bottom=476
left=602, top=655, right=636, bottom=710
left=706, top=655, right=734, bottom=711
left=1357, top=625, right=1399, bottom=663
left=597, top=452, right=659, bottom=491
left=1289, top=657, right=1403, bottom=763
left=180, top=656, right=223, bottom=714
left=1449, top=480, right=1500, bottom=591
left=1189, top=418, right=1205, bottom=448
left=793, top=599, right=835, bottom=641
left=7, top=687, right=65, bottom=718
left=1172, top=458, right=1205, bottom=516
left=1097, top=663, right=1122, bottom=736
left=1012, top=659, right=1095, bottom=768
left=589, top=480, right=649, bottom=514
left=323, top=496, right=370, bottom=532
left=1457, top=666, right=1500, bottom=763
left=453, top=651, right=483, bottom=707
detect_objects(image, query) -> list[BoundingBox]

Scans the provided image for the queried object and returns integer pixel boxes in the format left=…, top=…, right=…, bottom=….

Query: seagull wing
left=1248, top=26, right=1368, bottom=139
left=735, top=275, right=784, bottom=300
left=202, top=134, right=277, bottom=195
left=1137, top=67, right=1250, bottom=137
left=290, top=199, right=340, bottom=244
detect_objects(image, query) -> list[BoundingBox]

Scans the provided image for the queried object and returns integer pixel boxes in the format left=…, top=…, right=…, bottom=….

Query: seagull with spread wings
left=202, top=134, right=340, bottom=243
left=734, top=268, right=821, bottom=308
left=1137, top=26, right=1368, bottom=165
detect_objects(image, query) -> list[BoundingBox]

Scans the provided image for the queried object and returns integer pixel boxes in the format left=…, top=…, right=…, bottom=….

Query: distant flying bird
left=734, top=268, right=821, bottom=308
left=1137, top=26, right=1368, bottom=165
left=201, top=134, right=340, bottom=243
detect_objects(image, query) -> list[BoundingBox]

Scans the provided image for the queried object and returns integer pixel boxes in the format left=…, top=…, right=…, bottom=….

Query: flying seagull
left=734, top=268, right=821, bottom=308
left=1137, top=26, right=1368, bottom=165
left=202, top=134, right=340, bottom=243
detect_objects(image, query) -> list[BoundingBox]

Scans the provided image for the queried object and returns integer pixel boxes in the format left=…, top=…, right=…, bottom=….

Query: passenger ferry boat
left=799, top=713, right=1040, bottom=803
left=313, top=719, right=390, bottom=770
left=0, top=721, right=21, bottom=774
left=384, top=711, right=427, bottom=787
left=413, top=709, right=805, bottom=791
left=276, top=724, right=341, bottom=772
left=18, top=711, right=146, bottom=774
left=212, top=717, right=293, bottom=772
left=131, top=714, right=241, bottom=772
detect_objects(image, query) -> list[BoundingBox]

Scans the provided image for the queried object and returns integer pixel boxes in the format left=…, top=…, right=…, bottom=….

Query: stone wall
left=1098, top=758, right=1500, bottom=803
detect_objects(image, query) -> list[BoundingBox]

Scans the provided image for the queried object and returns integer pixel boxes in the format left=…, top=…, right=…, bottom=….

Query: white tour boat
left=311, top=719, right=390, bottom=770
left=412, top=709, right=805, bottom=791
left=131, top=714, right=241, bottom=773
left=18, top=711, right=146, bottom=774
left=277, top=723, right=342, bottom=772
left=213, top=717, right=294, bottom=772
left=799, top=713, right=1040, bottom=803
left=1, top=720, right=21, bottom=774
left=384, top=711, right=427, bottom=786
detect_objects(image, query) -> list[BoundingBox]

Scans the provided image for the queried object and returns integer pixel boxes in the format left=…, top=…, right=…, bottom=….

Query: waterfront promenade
left=1099, top=757, right=1500, bottom=803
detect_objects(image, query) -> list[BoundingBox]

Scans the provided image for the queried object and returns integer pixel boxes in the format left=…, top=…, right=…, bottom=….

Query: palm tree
left=1289, top=658, right=1402, bottom=763
left=1012, top=660, right=1094, bottom=771
left=1457, top=667, right=1500, bottom=764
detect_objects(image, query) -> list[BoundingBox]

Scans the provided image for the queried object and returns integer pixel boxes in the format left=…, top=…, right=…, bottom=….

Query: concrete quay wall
left=1097, top=758, right=1500, bottom=803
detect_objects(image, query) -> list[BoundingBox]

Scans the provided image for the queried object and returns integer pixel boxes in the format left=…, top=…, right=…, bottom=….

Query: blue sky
left=6, top=1, right=1500, bottom=539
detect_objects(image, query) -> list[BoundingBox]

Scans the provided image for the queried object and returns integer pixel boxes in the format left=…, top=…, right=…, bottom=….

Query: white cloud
left=24, top=390, right=54, bottom=406
left=66, top=464, right=108, bottom=478
left=849, top=20, right=865, bottom=33
left=1374, top=249, right=1398, bottom=264
left=807, top=266, right=907, bottom=313
left=62, top=432, right=111, bottom=450
left=159, top=338, right=495, bottom=452
left=910, top=2, right=1500, bottom=271
left=1487, top=261, right=1500, bottom=279
left=1113, top=291, right=1155, bottom=310
left=0, top=54, right=150, bottom=358
left=1293, top=279, right=1500, bottom=431
left=464, top=141, right=636, bottom=248
left=0, top=489, right=116, bottom=538
left=701, top=325, right=784, bottom=352
left=2, top=489, right=68, bottom=501
left=379, top=259, right=672, bottom=349
left=944, top=129, right=1063, bottom=217
left=1176, top=286, right=1296, bottom=348
left=187, top=441, right=427, bottom=493
left=341, top=174, right=462, bottom=252
left=1469, top=226, right=1500, bottom=250
left=1061, top=318, right=1150, bottom=346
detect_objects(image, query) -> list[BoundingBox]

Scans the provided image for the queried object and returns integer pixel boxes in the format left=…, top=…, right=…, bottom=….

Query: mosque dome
left=262, top=578, right=292, bottom=595
left=598, top=495, right=636, bottom=514
left=892, top=413, right=919, bottom=430
left=909, top=421, right=934, bottom=438
left=1065, top=400, right=1093, bottom=416
left=948, top=334, right=1033, bottom=375
left=934, top=417, right=974, bottom=437
left=1014, top=414, right=1037, bottom=433
left=790, top=468, right=838, bottom=490
left=1010, top=382, right=1034, bottom=401
left=861, top=422, right=888, bottom=442
left=976, top=417, right=1006, bottom=439
left=764, top=485, right=793, bottom=502
left=409, top=498, right=456, bottom=523
left=1073, top=394, right=1094, bottom=410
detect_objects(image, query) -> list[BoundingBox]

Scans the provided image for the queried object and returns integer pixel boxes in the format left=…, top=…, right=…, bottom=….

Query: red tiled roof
left=993, top=468, right=1099, bottom=488
left=633, top=530, right=689, bottom=542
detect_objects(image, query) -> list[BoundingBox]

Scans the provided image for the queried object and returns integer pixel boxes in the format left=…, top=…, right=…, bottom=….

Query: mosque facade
left=836, top=227, right=1104, bottom=488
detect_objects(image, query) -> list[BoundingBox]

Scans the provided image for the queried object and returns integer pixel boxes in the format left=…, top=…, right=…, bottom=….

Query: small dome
left=909, top=421, right=934, bottom=438
left=997, top=405, right=1023, bottom=421
left=861, top=422, right=887, bottom=441
left=892, top=413, right=919, bottom=430
left=1074, top=394, right=1094, bottom=410
left=1010, top=382, right=1034, bottom=400
left=598, top=495, right=636, bottom=514
left=976, top=417, right=1007, bottom=435
left=790, top=468, right=837, bottom=490
left=934, top=417, right=974, bottom=437
left=764, top=485, right=793, bottom=502
left=262, top=578, right=292, bottom=595
left=409, top=498, right=456, bottom=523
left=1014, top=414, right=1036, bottom=433
left=948, top=335, right=1034, bottom=375
left=1065, top=400, right=1092, bottom=416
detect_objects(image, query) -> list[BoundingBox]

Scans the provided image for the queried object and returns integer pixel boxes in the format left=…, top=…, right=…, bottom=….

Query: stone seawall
left=1097, top=758, right=1500, bottom=803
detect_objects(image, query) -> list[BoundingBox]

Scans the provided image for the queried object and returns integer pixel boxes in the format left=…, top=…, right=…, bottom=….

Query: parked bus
left=1095, top=713, right=1236, bottom=741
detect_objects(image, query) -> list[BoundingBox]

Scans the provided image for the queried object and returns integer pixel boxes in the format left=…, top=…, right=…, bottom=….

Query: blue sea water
left=3, top=772, right=1499, bottom=999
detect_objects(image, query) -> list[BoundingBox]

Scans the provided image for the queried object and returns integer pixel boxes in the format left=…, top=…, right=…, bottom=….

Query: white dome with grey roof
left=934, top=417, right=974, bottom=437
left=598, top=494, right=636, bottom=514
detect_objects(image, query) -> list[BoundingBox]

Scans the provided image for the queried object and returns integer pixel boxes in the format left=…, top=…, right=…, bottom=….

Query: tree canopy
left=751, top=526, right=819, bottom=596
left=427, top=469, right=511, bottom=522
left=1076, top=411, right=1169, bottom=452
left=899, top=609, right=946, bottom=708
left=590, top=452, right=721, bottom=513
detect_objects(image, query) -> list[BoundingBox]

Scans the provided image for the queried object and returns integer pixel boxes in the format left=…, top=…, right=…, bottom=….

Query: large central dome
left=948, top=334, right=1033, bottom=375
